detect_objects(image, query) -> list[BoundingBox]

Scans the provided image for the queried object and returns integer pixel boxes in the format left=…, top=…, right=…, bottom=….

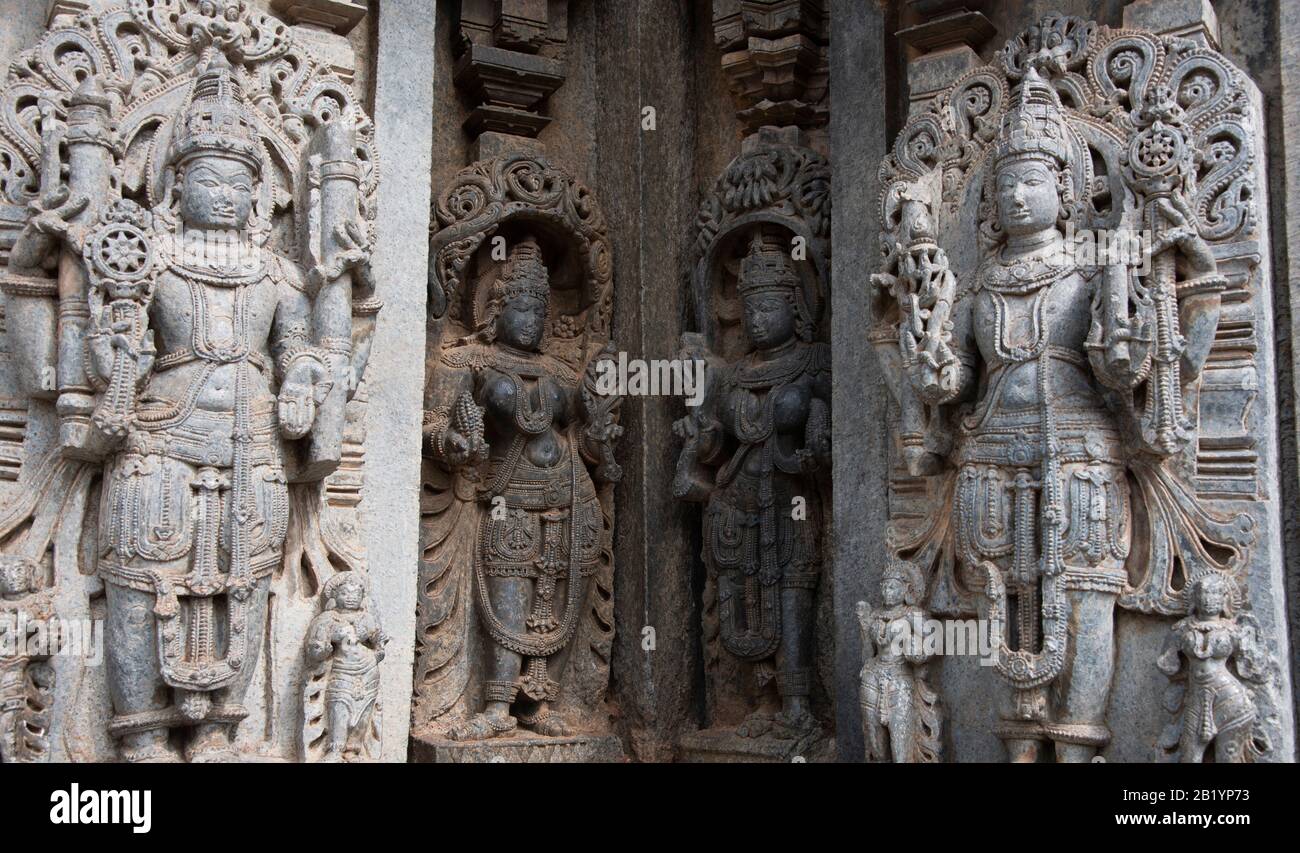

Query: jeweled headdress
left=992, top=66, right=1072, bottom=168
left=168, top=51, right=262, bottom=174
left=738, top=234, right=799, bottom=298
left=882, top=558, right=925, bottom=605
left=493, top=236, right=550, bottom=304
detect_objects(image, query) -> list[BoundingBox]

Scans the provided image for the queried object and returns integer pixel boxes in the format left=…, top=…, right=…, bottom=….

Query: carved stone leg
left=1051, top=589, right=1116, bottom=763
left=185, top=579, right=270, bottom=763
left=775, top=585, right=815, bottom=724
left=889, top=692, right=916, bottom=764
left=103, top=582, right=178, bottom=763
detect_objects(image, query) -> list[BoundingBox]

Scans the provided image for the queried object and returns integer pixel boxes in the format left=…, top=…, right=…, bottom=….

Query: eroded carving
left=674, top=129, right=831, bottom=754
left=856, top=559, right=942, bottom=763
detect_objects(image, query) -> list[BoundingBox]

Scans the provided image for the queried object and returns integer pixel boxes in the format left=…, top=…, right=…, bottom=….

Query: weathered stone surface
left=0, top=0, right=392, bottom=762
left=411, top=731, right=626, bottom=763
left=361, top=0, right=435, bottom=764
left=869, top=8, right=1294, bottom=762
left=412, top=146, right=624, bottom=757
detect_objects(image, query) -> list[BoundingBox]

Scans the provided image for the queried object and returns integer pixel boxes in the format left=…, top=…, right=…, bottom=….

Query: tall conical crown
left=493, top=236, right=550, bottom=303
left=169, top=51, right=262, bottom=173
left=992, top=66, right=1072, bottom=168
left=738, top=233, right=798, bottom=297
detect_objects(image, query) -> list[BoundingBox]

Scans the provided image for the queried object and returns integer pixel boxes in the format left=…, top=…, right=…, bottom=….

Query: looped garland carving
left=429, top=153, right=613, bottom=367
left=0, top=0, right=379, bottom=246
left=695, top=144, right=830, bottom=256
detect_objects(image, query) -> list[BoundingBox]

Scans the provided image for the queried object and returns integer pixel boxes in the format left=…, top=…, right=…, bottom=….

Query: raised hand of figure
left=585, top=410, right=624, bottom=445
left=11, top=186, right=88, bottom=268
left=278, top=356, right=332, bottom=439
left=1151, top=197, right=1216, bottom=277
left=442, top=427, right=474, bottom=466
left=88, top=324, right=156, bottom=385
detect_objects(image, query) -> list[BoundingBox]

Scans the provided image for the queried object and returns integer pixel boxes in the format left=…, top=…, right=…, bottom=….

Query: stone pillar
left=1277, top=0, right=1300, bottom=737
left=364, top=0, right=434, bottom=763
left=828, top=0, right=894, bottom=764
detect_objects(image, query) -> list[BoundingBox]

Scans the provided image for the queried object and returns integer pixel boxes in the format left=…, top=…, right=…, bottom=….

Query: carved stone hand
left=278, top=355, right=332, bottom=439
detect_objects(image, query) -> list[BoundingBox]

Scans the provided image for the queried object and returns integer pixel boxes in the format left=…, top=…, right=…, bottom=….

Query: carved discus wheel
left=1130, top=125, right=1185, bottom=178
left=90, top=225, right=153, bottom=281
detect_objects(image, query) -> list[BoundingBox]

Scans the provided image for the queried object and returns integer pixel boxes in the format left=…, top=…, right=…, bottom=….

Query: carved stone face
left=0, top=557, right=31, bottom=597
left=497, top=292, right=547, bottom=352
left=334, top=581, right=366, bottom=611
left=179, top=154, right=256, bottom=231
left=1194, top=578, right=1227, bottom=618
left=995, top=157, right=1060, bottom=237
left=882, top=577, right=907, bottom=607
left=743, top=293, right=795, bottom=351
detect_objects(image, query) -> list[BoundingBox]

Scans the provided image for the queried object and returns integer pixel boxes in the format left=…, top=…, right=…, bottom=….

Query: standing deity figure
left=1157, top=574, right=1271, bottom=763
left=871, top=18, right=1261, bottom=760
left=674, top=233, right=831, bottom=738
left=857, top=560, right=942, bottom=763
left=303, top=572, right=386, bottom=762
left=7, top=50, right=372, bottom=762
left=422, top=236, right=622, bottom=741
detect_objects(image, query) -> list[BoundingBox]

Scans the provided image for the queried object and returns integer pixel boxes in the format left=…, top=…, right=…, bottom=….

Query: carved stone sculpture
left=873, top=13, right=1283, bottom=761
left=1156, top=574, right=1275, bottom=763
left=674, top=128, right=832, bottom=758
left=412, top=153, right=623, bottom=759
left=302, top=570, right=386, bottom=762
left=0, top=0, right=380, bottom=762
left=857, top=560, right=942, bottom=763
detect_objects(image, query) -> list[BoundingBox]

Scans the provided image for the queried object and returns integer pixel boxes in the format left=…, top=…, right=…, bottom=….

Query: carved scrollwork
left=429, top=153, right=613, bottom=365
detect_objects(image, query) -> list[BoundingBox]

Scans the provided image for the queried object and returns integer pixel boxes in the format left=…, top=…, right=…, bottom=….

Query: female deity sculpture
left=0, top=1, right=380, bottom=762
left=857, top=560, right=942, bottom=763
left=1157, top=574, right=1271, bottom=763
left=303, top=571, right=387, bottom=762
left=674, top=232, right=831, bottom=738
left=873, top=15, right=1274, bottom=762
left=420, top=234, right=622, bottom=742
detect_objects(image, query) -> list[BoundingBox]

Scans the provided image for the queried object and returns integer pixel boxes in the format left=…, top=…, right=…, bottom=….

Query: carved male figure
left=304, top=572, right=386, bottom=762
left=11, top=54, right=363, bottom=762
left=877, top=63, right=1227, bottom=761
left=857, top=560, right=942, bottom=762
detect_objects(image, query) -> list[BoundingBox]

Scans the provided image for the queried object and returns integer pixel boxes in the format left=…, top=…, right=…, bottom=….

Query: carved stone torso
left=478, top=355, right=577, bottom=469
left=143, top=264, right=284, bottom=419
left=966, top=257, right=1109, bottom=435
left=715, top=340, right=826, bottom=484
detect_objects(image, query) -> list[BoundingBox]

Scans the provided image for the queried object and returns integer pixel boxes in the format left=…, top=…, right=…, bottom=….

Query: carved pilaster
left=453, top=0, right=568, bottom=142
left=898, top=1, right=995, bottom=116
left=270, top=0, right=369, bottom=84
left=1122, top=0, right=1220, bottom=48
left=712, top=0, right=828, bottom=132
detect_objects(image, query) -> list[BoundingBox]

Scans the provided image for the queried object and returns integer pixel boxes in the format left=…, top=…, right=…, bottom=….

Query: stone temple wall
left=0, top=0, right=1295, bottom=764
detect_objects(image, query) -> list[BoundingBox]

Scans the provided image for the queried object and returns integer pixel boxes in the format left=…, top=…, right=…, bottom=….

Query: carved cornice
left=712, top=0, right=828, bottom=132
left=453, top=1, right=567, bottom=141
